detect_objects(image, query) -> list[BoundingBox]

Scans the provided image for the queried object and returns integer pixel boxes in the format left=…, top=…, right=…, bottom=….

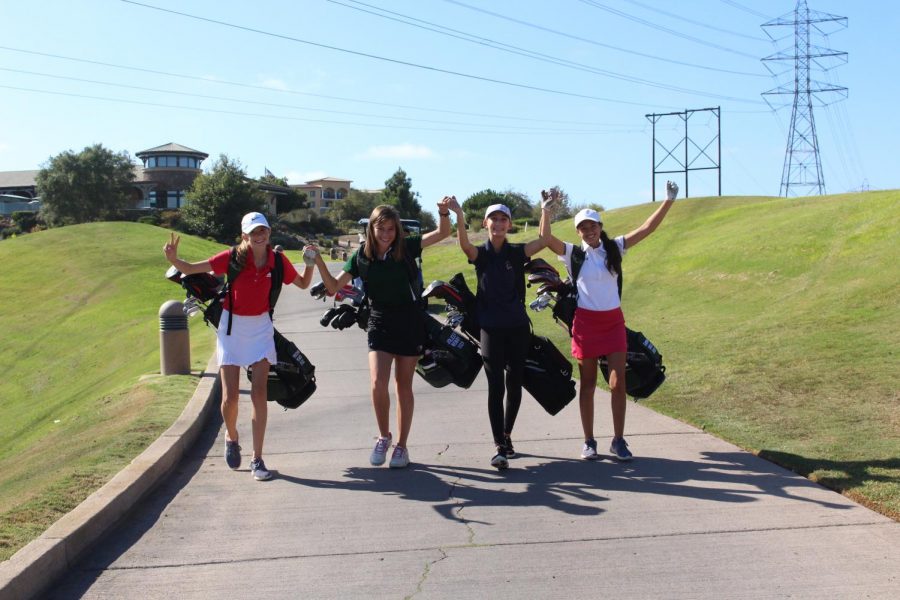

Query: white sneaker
left=581, top=438, right=599, bottom=460
left=389, top=446, right=410, bottom=469
left=250, top=458, right=272, bottom=481
left=370, top=434, right=392, bottom=466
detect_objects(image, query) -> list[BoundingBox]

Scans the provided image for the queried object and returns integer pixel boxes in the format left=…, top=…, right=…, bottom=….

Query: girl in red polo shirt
left=164, top=212, right=314, bottom=481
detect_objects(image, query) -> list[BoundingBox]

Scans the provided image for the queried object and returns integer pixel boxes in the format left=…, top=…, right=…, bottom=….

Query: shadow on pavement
left=279, top=448, right=851, bottom=525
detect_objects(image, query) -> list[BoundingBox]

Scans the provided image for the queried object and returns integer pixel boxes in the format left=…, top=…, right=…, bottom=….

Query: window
left=308, top=190, right=316, bottom=198
left=178, top=156, right=188, bottom=167
left=337, top=188, right=348, bottom=199
left=148, top=191, right=157, bottom=208
left=324, top=187, right=335, bottom=199
left=168, top=190, right=186, bottom=208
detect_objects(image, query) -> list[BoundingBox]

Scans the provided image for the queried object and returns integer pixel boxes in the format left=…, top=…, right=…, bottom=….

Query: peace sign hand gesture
left=163, top=232, right=181, bottom=263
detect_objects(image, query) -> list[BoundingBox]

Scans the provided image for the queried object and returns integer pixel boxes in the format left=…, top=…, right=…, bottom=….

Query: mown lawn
left=0, top=223, right=219, bottom=560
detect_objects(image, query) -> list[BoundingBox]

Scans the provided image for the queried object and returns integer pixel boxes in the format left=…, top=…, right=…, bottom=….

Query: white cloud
left=356, top=144, right=436, bottom=160
left=286, top=170, right=327, bottom=184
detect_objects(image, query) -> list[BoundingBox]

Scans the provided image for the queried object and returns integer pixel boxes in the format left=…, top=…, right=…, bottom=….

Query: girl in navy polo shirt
left=546, top=182, right=678, bottom=462
left=164, top=212, right=315, bottom=481
left=451, top=196, right=554, bottom=469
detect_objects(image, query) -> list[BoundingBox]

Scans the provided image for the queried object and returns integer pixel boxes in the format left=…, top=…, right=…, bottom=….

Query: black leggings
left=480, top=324, right=531, bottom=446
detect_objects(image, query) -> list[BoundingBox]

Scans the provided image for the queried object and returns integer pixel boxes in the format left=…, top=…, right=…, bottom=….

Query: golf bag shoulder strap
left=568, top=244, right=622, bottom=299
left=223, top=246, right=285, bottom=334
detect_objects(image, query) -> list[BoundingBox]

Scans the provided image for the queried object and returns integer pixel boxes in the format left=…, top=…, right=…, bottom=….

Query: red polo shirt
left=209, top=248, right=299, bottom=316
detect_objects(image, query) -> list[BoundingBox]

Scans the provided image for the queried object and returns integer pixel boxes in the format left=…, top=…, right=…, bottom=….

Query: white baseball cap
left=484, top=203, right=512, bottom=219
left=241, top=212, right=270, bottom=233
left=573, top=208, right=602, bottom=227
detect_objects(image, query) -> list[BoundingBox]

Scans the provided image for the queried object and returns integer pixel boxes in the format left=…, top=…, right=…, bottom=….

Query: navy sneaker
left=224, top=440, right=241, bottom=470
left=609, top=437, right=633, bottom=461
left=581, top=438, right=599, bottom=460
left=250, top=457, right=272, bottom=481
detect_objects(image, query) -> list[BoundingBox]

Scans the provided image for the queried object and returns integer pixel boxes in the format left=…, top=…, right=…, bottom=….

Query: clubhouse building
left=0, top=142, right=352, bottom=216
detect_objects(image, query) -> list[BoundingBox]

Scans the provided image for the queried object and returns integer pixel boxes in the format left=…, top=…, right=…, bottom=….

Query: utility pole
left=762, top=0, right=847, bottom=197
left=645, top=107, right=721, bottom=201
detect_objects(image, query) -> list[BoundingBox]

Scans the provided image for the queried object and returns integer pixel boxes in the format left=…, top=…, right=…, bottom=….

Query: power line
left=327, top=0, right=764, bottom=104
left=718, top=0, right=773, bottom=21
left=621, top=0, right=768, bottom=42
left=575, top=0, right=760, bottom=59
left=439, top=0, right=767, bottom=77
left=0, top=66, right=641, bottom=133
left=0, top=84, right=645, bottom=136
left=0, top=45, right=624, bottom=127
left=118, top=0, right=677, bottom=109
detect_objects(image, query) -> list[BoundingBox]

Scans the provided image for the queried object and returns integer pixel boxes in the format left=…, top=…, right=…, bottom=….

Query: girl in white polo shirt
left=546, top=182, right=678, bottom=461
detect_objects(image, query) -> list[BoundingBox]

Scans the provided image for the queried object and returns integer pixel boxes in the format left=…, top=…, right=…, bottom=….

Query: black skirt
left=367, top=303, right=426, bottom=356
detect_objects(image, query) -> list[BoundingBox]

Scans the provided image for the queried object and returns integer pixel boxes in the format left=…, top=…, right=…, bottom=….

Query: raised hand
left=666, top=180, right=679, bottom=201
left=540, top=188, right=559, bottom=210
left=163, top=232, right=180, bottom=263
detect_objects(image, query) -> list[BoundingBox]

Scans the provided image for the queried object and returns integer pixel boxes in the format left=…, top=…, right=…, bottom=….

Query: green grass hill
left=0, top=222, right=220, bottom=560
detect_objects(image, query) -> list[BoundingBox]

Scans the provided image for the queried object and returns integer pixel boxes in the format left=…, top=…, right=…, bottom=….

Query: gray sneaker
left=389, top=446, right=410, bottom=469
left=224, top=440, right=241, bottom=470
left=370, top=434, right=392, bottom=466
left=250, top=457, right=272, bottom=481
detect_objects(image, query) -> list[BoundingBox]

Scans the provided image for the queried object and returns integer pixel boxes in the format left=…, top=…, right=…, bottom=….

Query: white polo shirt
left=558, top=237, right=627, bottom=311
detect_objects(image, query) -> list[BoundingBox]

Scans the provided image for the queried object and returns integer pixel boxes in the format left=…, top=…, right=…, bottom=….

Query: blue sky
left=1, top=0, right=897, bottom=216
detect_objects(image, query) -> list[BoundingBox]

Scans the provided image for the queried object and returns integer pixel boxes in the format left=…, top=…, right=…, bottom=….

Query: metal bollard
left=159, top=300, right=190, bottom=375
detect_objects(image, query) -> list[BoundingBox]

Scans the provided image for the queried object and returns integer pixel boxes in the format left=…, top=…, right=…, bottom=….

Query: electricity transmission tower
left=761, top=0, right=847, bottom=197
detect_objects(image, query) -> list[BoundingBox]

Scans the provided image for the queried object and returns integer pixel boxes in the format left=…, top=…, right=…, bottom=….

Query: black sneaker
left=490, top=447, right=509, bottom=470
left=224, top=440, right=241, bottom=470
left=503, top=435, right=516, bottom=458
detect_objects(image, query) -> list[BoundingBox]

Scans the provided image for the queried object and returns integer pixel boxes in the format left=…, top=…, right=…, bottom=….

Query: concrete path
left=48, top=283, right=899, bottom=599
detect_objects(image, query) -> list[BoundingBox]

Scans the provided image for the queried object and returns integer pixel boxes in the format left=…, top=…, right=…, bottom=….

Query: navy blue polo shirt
left=471, top=241, right=529, bottom=328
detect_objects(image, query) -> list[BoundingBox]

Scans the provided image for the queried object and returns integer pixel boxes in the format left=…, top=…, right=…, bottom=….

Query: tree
left=36, top=143, right=136, bottom=226
left=381, top=168, right=423, bottom=221
left=462, top=189, right=506, bottom=229
left=462, top=188, right=535, bottom=229
left=326, top=188, right=381, bottom=224
left=501, top=189, right=534, bottom=220
left=181, top=155, right=267, bottom=242
left=259, top=173, right=307, bottom=214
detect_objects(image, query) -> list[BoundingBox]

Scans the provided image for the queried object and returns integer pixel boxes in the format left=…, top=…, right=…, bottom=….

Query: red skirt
left=571, top=307, right=626, bottom=359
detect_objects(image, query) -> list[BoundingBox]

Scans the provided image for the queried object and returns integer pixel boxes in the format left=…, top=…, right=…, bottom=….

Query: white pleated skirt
left=216, top=310, right=276, bottom=367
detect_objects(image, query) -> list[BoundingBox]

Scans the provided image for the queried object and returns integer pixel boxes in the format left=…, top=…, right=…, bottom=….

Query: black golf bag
left=416, top=313, right=483, bottom=389
left=599, top=328, right=666, bottom=400
left=248, top=330, right=317, bottom=410
left=522, top=334, right=576, bottom=415
left=166, top=266, right=317, bottom=409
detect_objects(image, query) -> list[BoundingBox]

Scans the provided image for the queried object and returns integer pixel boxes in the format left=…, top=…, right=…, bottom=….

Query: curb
left=0, top=355, right=221, bottom=600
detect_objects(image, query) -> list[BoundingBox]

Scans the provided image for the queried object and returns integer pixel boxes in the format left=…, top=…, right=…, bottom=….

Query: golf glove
left=666, top=181, right=679, bottom=201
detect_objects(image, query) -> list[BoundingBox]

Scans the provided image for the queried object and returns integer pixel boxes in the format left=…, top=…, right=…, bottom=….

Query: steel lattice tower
left=761, top=0, right=847, bottom=197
